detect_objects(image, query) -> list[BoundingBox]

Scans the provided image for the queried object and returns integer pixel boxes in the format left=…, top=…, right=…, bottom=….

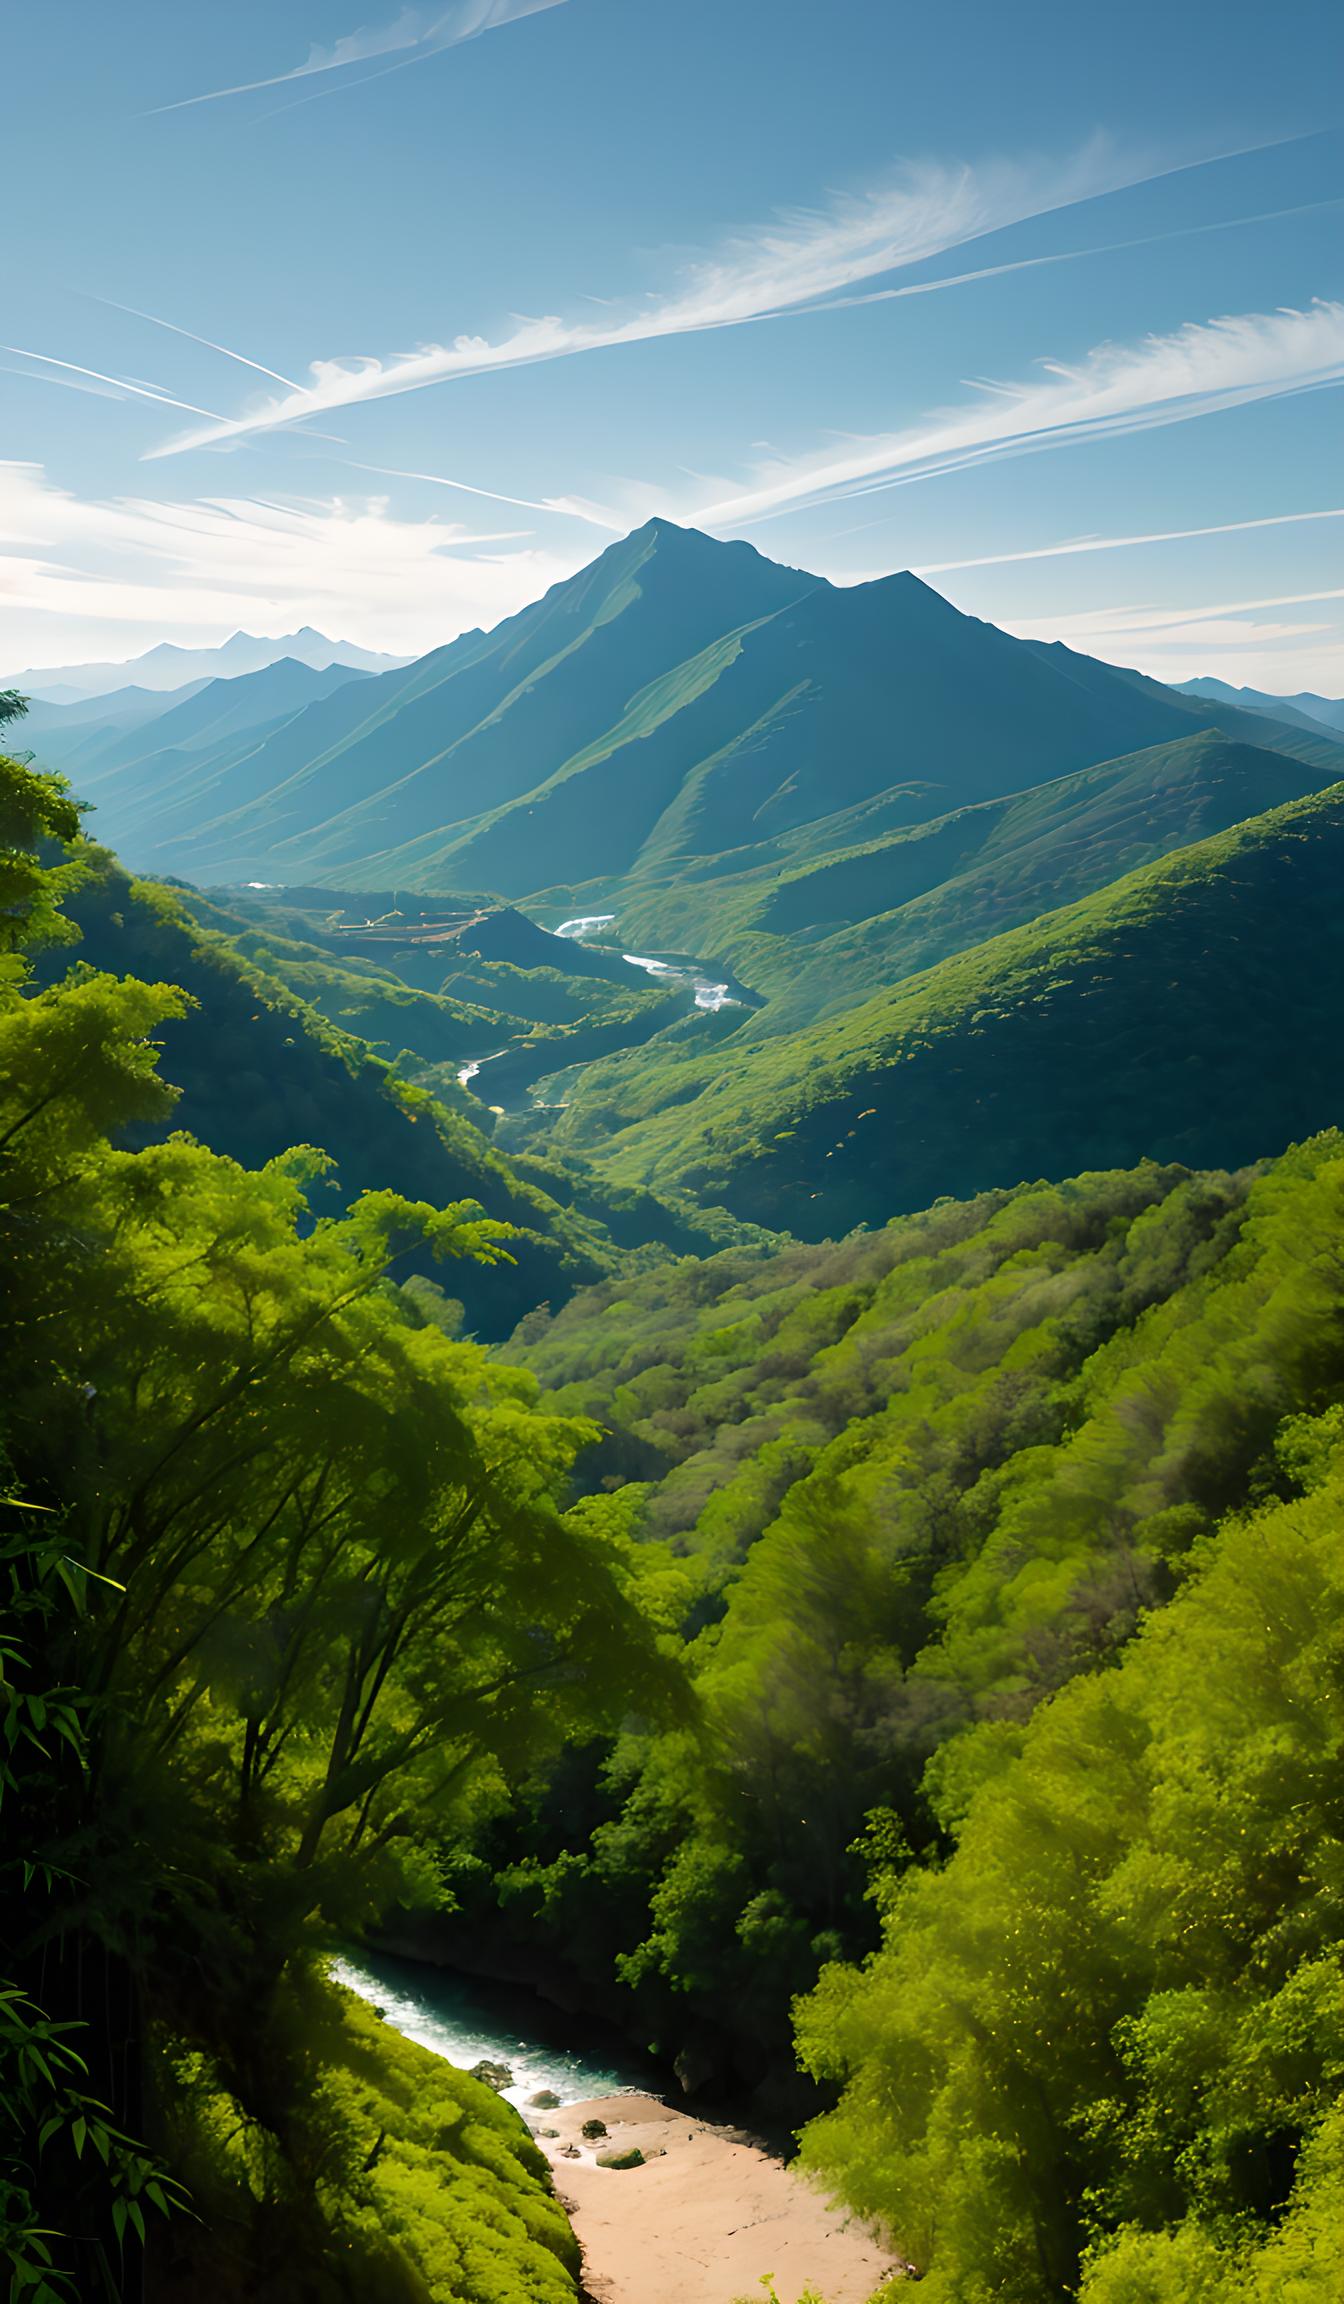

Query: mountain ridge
left=1176, top=673, right=1344, bottom=739
left=65, top=521, right=1344, bottom=903
left=10, top=624, right=408, bottom=703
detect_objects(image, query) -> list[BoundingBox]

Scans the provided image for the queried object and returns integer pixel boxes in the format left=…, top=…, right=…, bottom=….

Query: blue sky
left=3, top=0, right=1343, bottom=689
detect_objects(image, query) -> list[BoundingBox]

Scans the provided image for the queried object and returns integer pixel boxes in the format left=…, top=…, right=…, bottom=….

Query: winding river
left=555, top=914, right=740, bottom=1013
left=456, top=915, right=747, bottom=1095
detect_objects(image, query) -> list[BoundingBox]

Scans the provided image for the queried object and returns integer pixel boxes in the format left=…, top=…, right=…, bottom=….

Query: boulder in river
left=469, top=2058, right=514, bottom=2091
left=528, top=2089, right=561, bottom=2109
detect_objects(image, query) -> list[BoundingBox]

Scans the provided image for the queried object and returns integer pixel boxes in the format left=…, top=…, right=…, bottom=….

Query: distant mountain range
left=44, top=520, right=1344, bottom=907
left=26, top=658, right=380, bottom=845
left=10, top=626, right=408, bottom=705
left=1175, top=675, right=1344, bottom=740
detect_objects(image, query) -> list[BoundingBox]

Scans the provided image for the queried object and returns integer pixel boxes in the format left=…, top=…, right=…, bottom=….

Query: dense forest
left=484, top=1139, right=1344, bottom=2155
left=0, top=717, right=683, bottom=2299
left=7, top=581, right=1344, bottom=2304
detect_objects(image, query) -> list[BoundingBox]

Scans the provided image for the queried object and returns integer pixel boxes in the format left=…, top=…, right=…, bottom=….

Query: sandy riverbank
left=533, top=2091, right=899, bottom=2304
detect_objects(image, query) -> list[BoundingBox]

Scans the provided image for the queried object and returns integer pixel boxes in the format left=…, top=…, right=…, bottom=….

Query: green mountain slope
left=552, top=781, right=1344, bottom=1231
left=120, top=521, right=814, bottom=882
left=397, top=567, right=1223, bottom=898
left=604, top=728, right=1330, bottom=1027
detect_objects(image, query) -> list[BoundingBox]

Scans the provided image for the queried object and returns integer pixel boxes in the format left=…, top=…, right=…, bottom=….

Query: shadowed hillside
left=551, top=781, right=1344, bottom=1231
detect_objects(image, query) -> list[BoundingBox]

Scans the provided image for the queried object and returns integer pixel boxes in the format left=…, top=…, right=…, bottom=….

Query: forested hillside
left=552, top=782, right=1344, bottom=1230
left=479, top=1139, right=1344, bottom=2145
left=32, top=848, right=746, bottom=1337
left=798, top=1414, right=1344, bottom=2302
left=0, top=728, right=682, bottom=2300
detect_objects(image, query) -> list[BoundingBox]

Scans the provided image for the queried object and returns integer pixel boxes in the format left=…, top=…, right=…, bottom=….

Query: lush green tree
left=796, top=1420, right=1344, bottom=2302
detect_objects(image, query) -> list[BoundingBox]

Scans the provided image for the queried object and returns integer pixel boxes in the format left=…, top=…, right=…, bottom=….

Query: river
left=333, top=1947, right=900, bottom=2303
left=456, top=915, right=745, bottom=1095
left=332, top=1947, right=657, bottom=2111
left=554, top=914, right=740, bottom=1014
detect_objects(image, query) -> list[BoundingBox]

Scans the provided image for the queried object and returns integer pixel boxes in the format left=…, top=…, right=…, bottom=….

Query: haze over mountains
left=1175, top=674, right=1344, bottom=739
left=25, top=656, right=381, bottom=847
left=9, top=625, right=407, bottom=704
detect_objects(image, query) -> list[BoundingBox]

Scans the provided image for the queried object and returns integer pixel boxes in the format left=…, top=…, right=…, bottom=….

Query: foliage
left=485, top=1138, right=1344, bottom=2111
left=0, top=740, right=680, bottom=2296
left=157, top=1978, right=580, bottom=2303
left=796, top=1433, right=1344, bottom=2303
left=0, top=1494, right=189, bottom=2302
left=0, top=693, right=88, bottom=970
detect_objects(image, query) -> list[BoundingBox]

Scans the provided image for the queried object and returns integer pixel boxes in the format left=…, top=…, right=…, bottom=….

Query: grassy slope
left=598, top=730, right=1330, bottom=1029
left=551, top=782, right=1344, bottom=1234
left=166, top=1978, right=582, bottom=2304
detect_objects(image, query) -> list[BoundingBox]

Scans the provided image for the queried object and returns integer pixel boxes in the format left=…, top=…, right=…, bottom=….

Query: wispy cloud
left=340, top=457, right=623, bottom=530
left=145, top=141, right=1243, bottom=458
left=1, top=343, right=229, bottom=423
left=0, top=461, right=582, bottom=665
left=148, top=0, right=568, bottom=116
left=90, top=297, right=301, bottom=391
left=911, top=504, right=1344, bottom=576
left=1019, top=584, right=1344, bottom=640
left=680, top=299, right=1344, bottom=529
left=795, top=194, right=1343, bottom=323
left=998, top=589, right=1344, bottom=682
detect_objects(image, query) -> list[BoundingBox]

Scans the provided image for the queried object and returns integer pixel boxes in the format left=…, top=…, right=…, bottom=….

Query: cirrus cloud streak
left=145, top=141, right=1238, bottom=459
left=682, top=299, right=1344, bottom=530
left=148, top=0, right=569, bottom=116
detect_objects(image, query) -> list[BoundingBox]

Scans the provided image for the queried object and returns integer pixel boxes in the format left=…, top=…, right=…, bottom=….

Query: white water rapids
left=554, top=914, right=739, bottom=1012
left=454, top=916, right=742, bottom=1094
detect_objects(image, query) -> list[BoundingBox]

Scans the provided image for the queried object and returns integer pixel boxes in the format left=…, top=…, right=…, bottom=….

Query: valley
left=7, top=520, right=1344, bottom=2304
left=9, top=14, right=1343, bottom=2300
